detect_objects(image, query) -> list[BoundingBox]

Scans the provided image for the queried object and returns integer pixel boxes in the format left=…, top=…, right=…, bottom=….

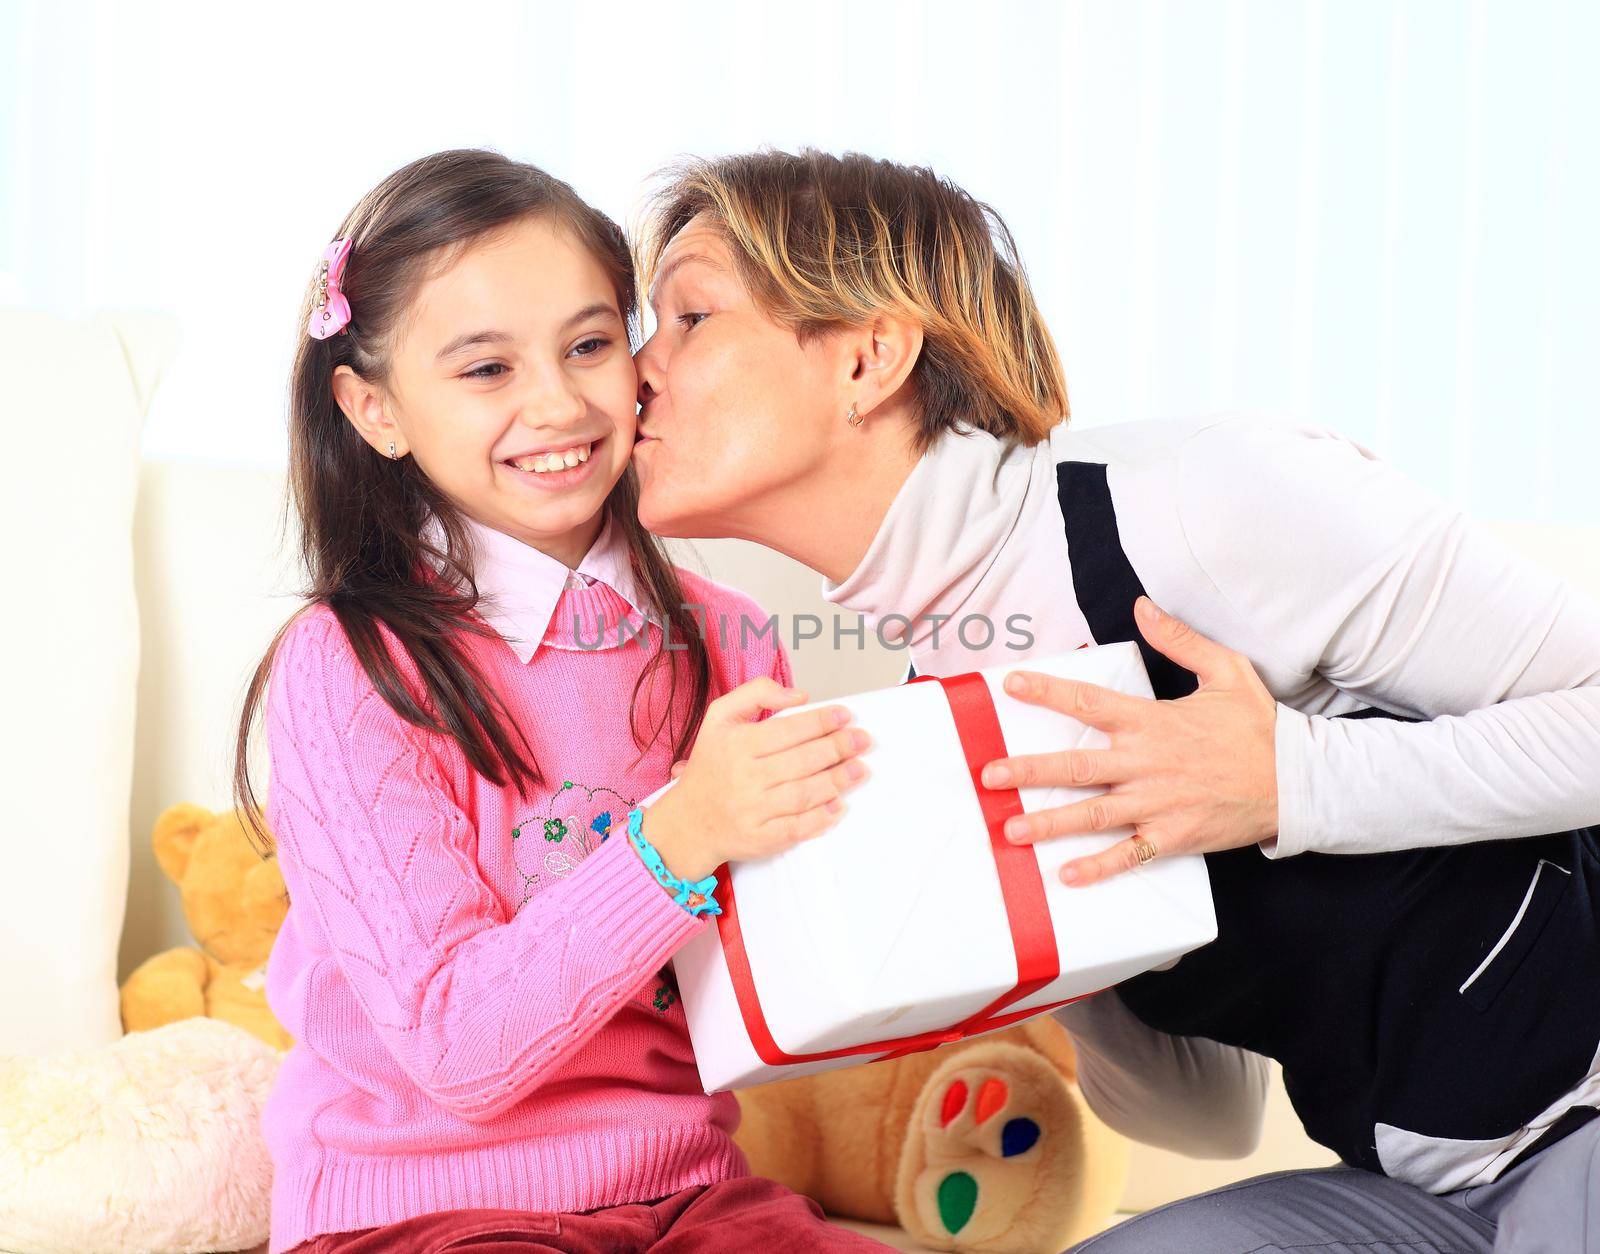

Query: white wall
left=3, top=0, right=1596, bottom=522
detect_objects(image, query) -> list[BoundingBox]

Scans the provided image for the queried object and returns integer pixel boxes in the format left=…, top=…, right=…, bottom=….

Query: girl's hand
left=641, top=678, right=872, bottom=882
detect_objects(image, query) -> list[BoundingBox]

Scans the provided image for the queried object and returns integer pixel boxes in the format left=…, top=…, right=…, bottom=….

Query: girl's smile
left=499, top=433, right=608, bottom=492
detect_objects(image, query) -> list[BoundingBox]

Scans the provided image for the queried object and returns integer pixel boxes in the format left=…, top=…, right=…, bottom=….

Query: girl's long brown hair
left=232, top=149, right=713, bottom=856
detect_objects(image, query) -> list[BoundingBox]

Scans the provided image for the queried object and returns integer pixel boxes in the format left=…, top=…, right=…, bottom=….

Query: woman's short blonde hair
left=637, top=148, right=1069, bottom=453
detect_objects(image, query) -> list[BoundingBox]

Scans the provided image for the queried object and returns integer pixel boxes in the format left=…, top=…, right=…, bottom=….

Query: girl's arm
left=264, top=609, right=703, bottom=1125
left=1176, top=413, right=1600, bottom=858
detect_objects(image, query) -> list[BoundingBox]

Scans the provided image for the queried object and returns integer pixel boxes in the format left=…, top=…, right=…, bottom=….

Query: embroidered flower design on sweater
left=510, top=779, right=636, bottom=913
left=651, top=973, right=679, bottom=1013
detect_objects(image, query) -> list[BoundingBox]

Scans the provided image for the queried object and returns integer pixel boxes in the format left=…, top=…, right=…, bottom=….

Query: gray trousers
left=1068, top=1118, right=1599, bottom=1254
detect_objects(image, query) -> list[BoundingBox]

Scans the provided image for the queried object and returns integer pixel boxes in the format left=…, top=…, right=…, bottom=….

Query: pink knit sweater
left=260, top=518, right=790, bottom=1253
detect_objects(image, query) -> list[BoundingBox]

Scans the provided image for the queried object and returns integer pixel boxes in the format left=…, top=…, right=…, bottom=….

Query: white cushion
left=0, top=310, right=177, bottom=1055
left=0, top=1017, right=279, bottom=1253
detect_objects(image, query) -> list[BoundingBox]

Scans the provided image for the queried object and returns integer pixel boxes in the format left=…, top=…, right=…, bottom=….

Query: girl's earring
left=388, top=441, right=399, bottom=460
left=846, top=403, right=863, bottom=427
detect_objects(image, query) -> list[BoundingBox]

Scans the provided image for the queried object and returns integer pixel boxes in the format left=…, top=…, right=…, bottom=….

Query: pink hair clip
left=307, top=237, right=353, bottom=339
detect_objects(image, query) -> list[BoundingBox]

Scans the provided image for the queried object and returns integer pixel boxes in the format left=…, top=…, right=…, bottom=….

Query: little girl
left=231, top=149, right=889, bottom=1253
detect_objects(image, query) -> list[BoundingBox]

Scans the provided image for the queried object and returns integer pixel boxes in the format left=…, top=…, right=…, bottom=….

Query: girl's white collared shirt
left=420, top=509, right=663, bottom=664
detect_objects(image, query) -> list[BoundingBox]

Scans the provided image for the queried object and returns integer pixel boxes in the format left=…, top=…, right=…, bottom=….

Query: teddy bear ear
left=151, top=802, right=216, bottom=883
left=242, top=856, right=289, bottom=918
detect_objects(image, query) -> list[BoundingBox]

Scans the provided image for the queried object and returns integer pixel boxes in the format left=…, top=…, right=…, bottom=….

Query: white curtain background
left=2, top=0, right=1594, bottom=522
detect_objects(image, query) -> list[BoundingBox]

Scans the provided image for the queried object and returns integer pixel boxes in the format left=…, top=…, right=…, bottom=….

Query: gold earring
left=846, top=403, right=863, bottom=427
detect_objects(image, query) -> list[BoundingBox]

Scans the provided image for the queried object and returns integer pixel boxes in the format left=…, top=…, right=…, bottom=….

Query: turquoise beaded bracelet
left=625, top=806, right=722, bottom=918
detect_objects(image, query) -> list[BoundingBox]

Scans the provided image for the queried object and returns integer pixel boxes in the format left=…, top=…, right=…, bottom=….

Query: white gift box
left=657, top=641, right=1218, bottom=1093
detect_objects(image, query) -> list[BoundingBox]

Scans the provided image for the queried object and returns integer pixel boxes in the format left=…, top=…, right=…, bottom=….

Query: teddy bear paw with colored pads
left=894, top=1040, right=1130, bottom=1252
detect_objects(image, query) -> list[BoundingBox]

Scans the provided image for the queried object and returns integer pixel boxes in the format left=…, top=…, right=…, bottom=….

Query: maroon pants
left=284, top=1176, right=896, bottom=1253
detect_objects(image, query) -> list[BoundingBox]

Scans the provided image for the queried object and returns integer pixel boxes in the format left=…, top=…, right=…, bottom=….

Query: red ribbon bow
left=714, top=670, right=1090, bottom=1069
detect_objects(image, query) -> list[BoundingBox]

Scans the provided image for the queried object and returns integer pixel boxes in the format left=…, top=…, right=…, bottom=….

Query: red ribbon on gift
left=713, top=669, right=1091, bottom=1068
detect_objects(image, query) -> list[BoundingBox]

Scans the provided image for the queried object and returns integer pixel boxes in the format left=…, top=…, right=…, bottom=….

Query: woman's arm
left=264, top=608, right=702, bottom=1124
left=1053, top=991, right=1269, bottom=1158
left=1178, top=414, right=1600, bottom=858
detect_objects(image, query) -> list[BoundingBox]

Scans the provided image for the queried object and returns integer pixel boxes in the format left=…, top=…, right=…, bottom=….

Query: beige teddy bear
left=120, top=801, right=292, bottom=1051
left=735, top=1016, right=1129, bottom=1252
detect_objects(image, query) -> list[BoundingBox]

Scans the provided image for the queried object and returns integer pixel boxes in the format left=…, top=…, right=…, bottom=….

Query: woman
left=628, top=149, right=1600, bottom=1253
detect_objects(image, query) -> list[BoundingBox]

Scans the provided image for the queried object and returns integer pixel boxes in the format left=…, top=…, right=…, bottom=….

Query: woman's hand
left=981, top=597, right=1279, bottom=886
left=642, top=677, right=871, bottom=882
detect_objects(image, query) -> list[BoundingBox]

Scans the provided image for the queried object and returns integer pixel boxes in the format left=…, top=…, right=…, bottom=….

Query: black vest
left=913, top=459, right=1600, bottom=1176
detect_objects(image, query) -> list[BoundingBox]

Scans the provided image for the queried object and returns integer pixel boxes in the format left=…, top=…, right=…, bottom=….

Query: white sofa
left=10, top=310, right=1598, bottom=1249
